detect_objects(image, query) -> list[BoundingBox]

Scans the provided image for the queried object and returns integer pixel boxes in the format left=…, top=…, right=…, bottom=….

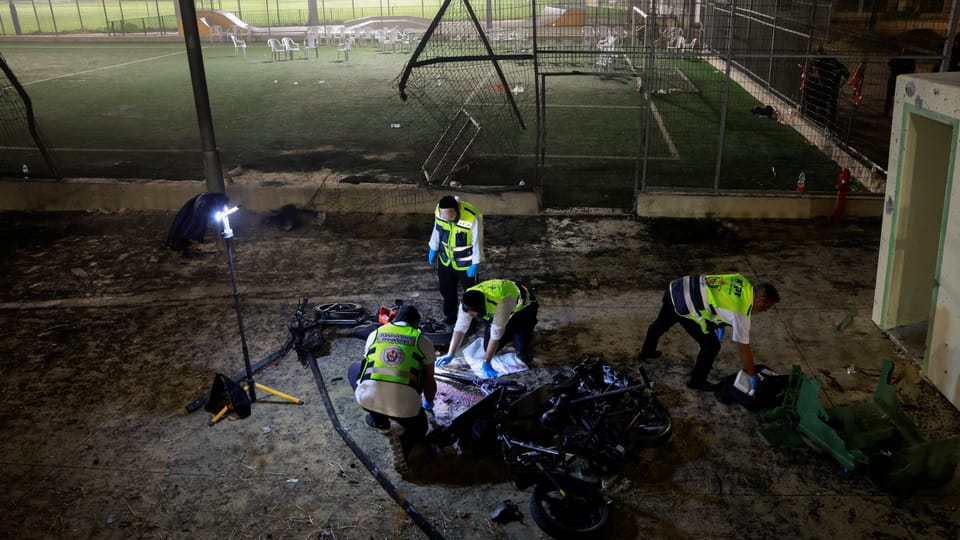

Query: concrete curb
left=0, top=177, right=882, bottom=218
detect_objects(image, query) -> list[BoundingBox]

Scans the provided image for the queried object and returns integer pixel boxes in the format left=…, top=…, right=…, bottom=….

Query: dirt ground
left=1, top=208, right=959, bottom=540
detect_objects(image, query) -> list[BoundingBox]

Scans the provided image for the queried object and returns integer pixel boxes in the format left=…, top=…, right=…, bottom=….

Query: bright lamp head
left=215, top=205, right=239, bottom=238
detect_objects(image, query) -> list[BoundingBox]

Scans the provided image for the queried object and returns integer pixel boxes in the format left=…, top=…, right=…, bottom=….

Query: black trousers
left=483, top=302, right=539, bottom=361
left=438, top=262, right=477, bottom=322
left=347, top=361, right=427, bottom=456
left=639, top=291, right=721, bottom=383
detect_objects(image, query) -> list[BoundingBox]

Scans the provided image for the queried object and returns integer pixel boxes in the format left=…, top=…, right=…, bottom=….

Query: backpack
left=715, top=364, right=789, bottom=412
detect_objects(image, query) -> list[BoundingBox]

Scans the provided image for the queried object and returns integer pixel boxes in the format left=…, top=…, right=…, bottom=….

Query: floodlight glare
left=215, top=205, right=239, bottom=239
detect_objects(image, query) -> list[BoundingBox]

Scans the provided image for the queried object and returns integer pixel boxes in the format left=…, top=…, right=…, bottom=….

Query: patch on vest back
left=380, top=346, right=406, bottom=366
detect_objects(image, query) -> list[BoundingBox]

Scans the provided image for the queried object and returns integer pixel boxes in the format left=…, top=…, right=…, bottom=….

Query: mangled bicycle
left=430, top=355, right=672, bottom=539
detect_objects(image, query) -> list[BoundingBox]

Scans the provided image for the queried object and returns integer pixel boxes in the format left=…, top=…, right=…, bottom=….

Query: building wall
left=874, top=71, right=960, bottom=406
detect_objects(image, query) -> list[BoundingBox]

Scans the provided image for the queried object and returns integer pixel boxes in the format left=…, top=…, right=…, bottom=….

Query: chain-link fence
left=1, top=0, right=957, bottom=208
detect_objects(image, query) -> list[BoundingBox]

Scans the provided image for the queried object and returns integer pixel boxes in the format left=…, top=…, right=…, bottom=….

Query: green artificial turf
left=2, top=40, right=844, bottom=201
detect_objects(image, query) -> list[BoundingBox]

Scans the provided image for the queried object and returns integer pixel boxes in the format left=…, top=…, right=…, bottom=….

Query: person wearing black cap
left=348, top=305, right=437, bottom=458
left=428, top=196, right=483, bottom=324
left=637, top=274, right=779, bottom=392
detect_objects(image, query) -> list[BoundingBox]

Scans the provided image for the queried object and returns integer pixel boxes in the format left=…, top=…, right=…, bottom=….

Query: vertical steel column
left=178, top=0, right=226, bottom=194
left=712, top=0, right=735, bottom=192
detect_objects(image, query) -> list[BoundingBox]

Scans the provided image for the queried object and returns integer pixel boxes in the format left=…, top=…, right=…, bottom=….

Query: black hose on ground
left=306, top=352, right=446, bottom=540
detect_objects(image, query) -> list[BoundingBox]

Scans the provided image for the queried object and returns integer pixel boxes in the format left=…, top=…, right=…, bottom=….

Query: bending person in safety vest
left=436, top=279, right=538, bottom=379
left=348, top=305, right=437, bottom=459
left=637, top=274, right=779, bottom=392
left=428, top=196, right=483, bottom=324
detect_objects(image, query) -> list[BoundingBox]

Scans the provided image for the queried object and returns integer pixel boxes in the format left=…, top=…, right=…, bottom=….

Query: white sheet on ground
left=452, top=338, right=529, bottom=378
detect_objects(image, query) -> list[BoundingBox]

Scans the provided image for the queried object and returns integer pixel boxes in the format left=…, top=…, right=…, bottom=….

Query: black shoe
left=686, top=379, right=718, bottom=392
left=365, top=414, right=390, bottom=432
left=637, top=350, right=662, bottom=361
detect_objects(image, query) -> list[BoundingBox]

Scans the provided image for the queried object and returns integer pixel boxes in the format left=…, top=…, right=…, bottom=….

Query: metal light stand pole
left=217, top=206, right=257, bottom=402
left=208, top=206, right=303, bottom=425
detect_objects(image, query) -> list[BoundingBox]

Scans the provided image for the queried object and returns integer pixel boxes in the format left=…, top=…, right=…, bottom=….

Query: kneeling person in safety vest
left=436, top=279, right=538, bottom=379
left=637, top=274, right=779, bottom=392
left=348, top=305, right=437, bottom=457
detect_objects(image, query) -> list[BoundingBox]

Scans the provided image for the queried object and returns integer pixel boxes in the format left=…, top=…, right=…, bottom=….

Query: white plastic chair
left=338, top=37, right=354, bottom=62
left=267, top=38, right=285, bottom=62
left=230, top=34, right=247, bottom=57
left=281, top=37, right=301, bottom=60
left=304, top=30, right=320, bottom=59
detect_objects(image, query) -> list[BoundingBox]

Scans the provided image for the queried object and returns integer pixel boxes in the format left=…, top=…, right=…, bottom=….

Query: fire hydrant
left=833, top=168, right=852, bottom=223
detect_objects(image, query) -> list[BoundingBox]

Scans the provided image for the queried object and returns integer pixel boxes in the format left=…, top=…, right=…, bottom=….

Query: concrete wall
left=873, top=71, right=960, bottom=408
left=636, top=191, right=882, bottom=219
left=0, top=178, right=540, bottom=216
left=0, top=177, right=884, bottom=219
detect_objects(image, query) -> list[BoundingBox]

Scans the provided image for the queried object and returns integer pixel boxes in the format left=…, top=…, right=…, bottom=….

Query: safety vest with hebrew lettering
left=434, top=200, right=479, bottom=271
left=360, top=323, right=425, bottom=389
left=669, top=273, right=754, bottom=334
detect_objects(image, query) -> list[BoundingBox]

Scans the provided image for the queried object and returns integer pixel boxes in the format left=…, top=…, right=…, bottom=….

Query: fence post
left=102, top=0, right=108, bottom=31
left=31, top=0, right=40, bottom=34
left=75, top=0, right=84, bottom=31
left=118, top=0, right=125, bottom=35
left=713, top=0, right=736, bottom=192
left=46, top=0, right=57, bottom=34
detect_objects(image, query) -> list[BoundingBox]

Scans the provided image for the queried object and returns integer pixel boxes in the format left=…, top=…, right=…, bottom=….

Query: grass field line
left=546, top=104, right=645, bottom=109
left=480, top=153, right=679, bottom=161
left=0, top=146, right=192, bottom=153
left=648, top=100, right=679, bottom=159
left=21, top=50, right=186, bottom=87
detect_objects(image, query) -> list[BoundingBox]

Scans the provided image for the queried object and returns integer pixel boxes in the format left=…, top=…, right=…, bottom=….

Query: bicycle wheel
left=530, top=473, right=610, bottom=540
left=314, top=302, right=363, bottom=320
left=626, top=393, right=673, bottom=447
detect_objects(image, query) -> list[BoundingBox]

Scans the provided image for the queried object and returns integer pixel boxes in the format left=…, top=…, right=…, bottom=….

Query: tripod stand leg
left=209, top=404, right=231, bottom=426
left=253, top=383, right=303, bottom=404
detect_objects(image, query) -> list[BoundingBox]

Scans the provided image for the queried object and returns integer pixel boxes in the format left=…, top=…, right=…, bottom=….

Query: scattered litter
left=262, top=425, right=272, bottom=434
left=274, top=80, right=278, bottom=83
left=293, top=81, right=299, bottom=85
left=490, top=500, right=523, bottom=524
left=286, top=478, right=299, bottom=483
left=318, top=80, right=325, bottom=84
left=390, top=123, right=401, bottom=128
left=836, top=309, right=855, bottom=332
left=847, top=365, right=857, bottom=376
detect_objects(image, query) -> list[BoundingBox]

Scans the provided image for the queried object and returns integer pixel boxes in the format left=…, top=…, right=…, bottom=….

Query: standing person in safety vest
left=428, top=195, right=483, bottom=324
left=637, top=274, right=779, bottom=392
left=435, top=279, right=538, bottom=379
left=348, top=305, right=437, bottom=459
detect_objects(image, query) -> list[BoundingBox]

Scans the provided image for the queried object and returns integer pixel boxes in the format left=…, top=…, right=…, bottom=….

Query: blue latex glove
left=422, top=397, right=434, bottom=412
left=466, top=264, right=478, bottom=278
left=481, top=363, right=499, bottom=379
left=428, top=249, right=437, bottom=265
left=435, top=353, right=454, bottom=367
left=749, top=374, right=760, bottom=394
left=715, top=327, right=725, bottom=341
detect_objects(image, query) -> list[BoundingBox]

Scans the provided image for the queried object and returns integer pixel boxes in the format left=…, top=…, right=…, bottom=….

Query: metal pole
left=101, top=0, right=108, bottom=31
left=75, top=0, right=84, bottom=31
left=713, top=0, right=736, bottom=192
left=224, top=234, right=257, bottom=402
left=177, top=0, right=226, bottom=193
left=46, top=0, right=56, bottom=34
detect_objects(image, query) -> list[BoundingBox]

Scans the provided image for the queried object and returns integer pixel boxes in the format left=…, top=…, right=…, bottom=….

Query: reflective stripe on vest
left=434, top=201, right=478, bottom=271
left=670, top=274, right=752, bottom=333
left=360, top=324, right=425, bottom=388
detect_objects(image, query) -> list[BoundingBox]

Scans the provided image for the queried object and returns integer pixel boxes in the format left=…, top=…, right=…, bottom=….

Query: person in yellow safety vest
left=348, top=305, right=437, bottom=459
left=436, top=279, right=538, bottom=379
left=428, top=196, right=483, bottom=324
left=637, top=274, right=779, bottom=392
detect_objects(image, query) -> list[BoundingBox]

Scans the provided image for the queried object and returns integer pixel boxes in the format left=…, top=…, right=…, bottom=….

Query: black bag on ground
left=715, top=365, right=789, bottom=412
left=165, top=192, right=229, bottom=253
